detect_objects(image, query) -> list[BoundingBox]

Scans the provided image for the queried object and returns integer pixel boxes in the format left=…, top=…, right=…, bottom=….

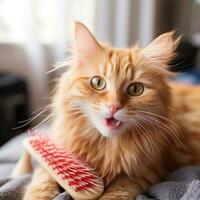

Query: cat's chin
left=99, top=129, right=123, bottom=138
left=94, top=119, right=125, bottom=138
left=87, top=111, right=125, bottom=137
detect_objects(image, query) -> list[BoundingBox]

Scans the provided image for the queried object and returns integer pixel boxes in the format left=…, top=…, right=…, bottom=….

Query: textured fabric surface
left=136, top=167, right=200, bottom=200
left=0, top=134, right=200, bottom=200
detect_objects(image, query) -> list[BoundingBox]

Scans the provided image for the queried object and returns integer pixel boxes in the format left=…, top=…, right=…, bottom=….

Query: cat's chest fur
left=56, top=125, right=166, bottom=185
left=68, top=132, right=137, bottom=184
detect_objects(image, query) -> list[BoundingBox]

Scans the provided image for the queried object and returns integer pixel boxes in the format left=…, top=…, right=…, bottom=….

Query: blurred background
left=0, top=0, right=200, bottom=146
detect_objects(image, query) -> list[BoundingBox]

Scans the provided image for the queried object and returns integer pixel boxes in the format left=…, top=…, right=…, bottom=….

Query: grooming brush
left=23, top=133, right=104, bottom=200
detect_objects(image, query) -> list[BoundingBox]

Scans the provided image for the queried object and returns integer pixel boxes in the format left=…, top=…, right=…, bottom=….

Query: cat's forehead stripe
left=129, top=51, right=145, bottom=80
left=99, top=63, right=104, bottom=75
left=100, top=50, right=146, bottom=83
left=134, top=68, right=143, bottom=80
left=125, top=65, right=133, bottom=80
left=106, top=63, right=112, bottom=78
left=103, top=63, right=108, bottom=77
left=108, top=51, right=113, bottom=58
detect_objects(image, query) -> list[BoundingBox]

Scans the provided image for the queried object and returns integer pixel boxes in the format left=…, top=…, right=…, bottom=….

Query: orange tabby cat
left=19, top=22, right=200, bottom=200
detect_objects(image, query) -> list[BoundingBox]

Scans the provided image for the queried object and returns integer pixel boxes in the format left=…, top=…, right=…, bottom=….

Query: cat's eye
left=90, top=76, right=106, bottom=91
left=127, top=83, right=144, bottom=96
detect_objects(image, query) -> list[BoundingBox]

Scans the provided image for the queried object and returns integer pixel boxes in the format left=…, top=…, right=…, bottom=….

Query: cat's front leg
left=23, top=167, right=59, bottom=200
left=99, top=175, right=147, bottom=200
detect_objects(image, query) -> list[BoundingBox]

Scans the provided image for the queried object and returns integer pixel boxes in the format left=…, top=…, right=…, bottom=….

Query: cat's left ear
left=74, top=22, right=102, bottom=60
left=142, top=31, right=181, bottom=64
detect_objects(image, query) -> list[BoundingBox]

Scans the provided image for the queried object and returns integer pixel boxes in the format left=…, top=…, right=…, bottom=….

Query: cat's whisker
left=91, top=104, right=100, bottom=112
left=127, top=110, right=177, bottom=150
left=65, top=42, right=75, bottom=47
left=71, top=106, right=90, bottom=114
left=64, top=106, right=94, bottom=125
left=31, top=104, right=52, bottom=115
left=129, top=118, right=154, bottom=155
left=48, top=44, right=101, bottom=73
left=135, top=110, right=180, bottom=131
left=133, top=114, right=176, bottom=150
left=129, top=110, right=182, bottom=138
left=138, top=113, right=182, bottom=144
left=32, top=114, right=54, bottom=130
left=135, top=113, right=183, bottom=149
left=13, top=104, right=52, bottom=130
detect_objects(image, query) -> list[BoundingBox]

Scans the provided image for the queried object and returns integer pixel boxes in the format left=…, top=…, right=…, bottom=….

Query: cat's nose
left=107, top=105, right=122, bottom=114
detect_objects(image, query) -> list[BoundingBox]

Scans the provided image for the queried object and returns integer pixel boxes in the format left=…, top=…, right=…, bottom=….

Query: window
left=0, top=0, right=96, bottom=44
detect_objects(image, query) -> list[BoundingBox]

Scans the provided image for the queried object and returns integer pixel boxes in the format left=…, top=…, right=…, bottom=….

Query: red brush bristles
left=29, top=135, right=97, bottom=191
left=24, top=131, right=104, bottom=200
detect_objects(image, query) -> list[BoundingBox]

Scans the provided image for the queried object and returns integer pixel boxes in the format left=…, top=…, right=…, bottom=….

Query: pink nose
left=108, top=105, right=122, bottom=114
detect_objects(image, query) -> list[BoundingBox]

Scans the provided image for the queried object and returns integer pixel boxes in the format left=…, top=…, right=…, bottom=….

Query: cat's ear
left=142, top=31, right=180, bottom=64
left=74, top=22, right=101, bottom=60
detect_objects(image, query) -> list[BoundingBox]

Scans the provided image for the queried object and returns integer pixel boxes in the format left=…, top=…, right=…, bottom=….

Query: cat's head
left=59, top=22, right=180, bottom=138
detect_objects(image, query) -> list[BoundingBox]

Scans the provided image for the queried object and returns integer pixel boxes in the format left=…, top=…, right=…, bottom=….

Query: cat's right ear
left=142, top=31, right=180, bottom=65
left=74, top=22, right=101, bottom=61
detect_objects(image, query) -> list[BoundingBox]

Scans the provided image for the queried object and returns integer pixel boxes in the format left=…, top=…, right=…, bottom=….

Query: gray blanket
left=0, top=134, right=200, bottom=200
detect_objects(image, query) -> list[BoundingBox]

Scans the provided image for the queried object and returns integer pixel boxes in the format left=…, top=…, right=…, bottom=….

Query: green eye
left=127, top=83, right=144, bottom=96
left=90, top=76, right=106, bottom=91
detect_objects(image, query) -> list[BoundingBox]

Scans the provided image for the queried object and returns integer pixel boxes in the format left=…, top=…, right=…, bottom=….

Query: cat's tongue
left=105, top=117, right=121, bottom=129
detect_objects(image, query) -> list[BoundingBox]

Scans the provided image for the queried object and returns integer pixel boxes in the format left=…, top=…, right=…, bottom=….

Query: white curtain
left=95, top=0, right=155, bottom=48
left=0, top=0, right=97, bottom=111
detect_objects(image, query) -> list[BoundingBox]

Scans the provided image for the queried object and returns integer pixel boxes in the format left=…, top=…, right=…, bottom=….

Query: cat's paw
left=23, top=183, right=59, bottom=200
left=99, top=191, right=135, bottom=200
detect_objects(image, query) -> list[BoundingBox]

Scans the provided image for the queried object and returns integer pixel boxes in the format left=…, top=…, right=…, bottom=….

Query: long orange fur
left=21, top=22, right=200, bottom=200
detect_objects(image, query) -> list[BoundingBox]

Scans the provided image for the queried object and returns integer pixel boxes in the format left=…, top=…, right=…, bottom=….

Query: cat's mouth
left=104, top=117, right=121, bottom=129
